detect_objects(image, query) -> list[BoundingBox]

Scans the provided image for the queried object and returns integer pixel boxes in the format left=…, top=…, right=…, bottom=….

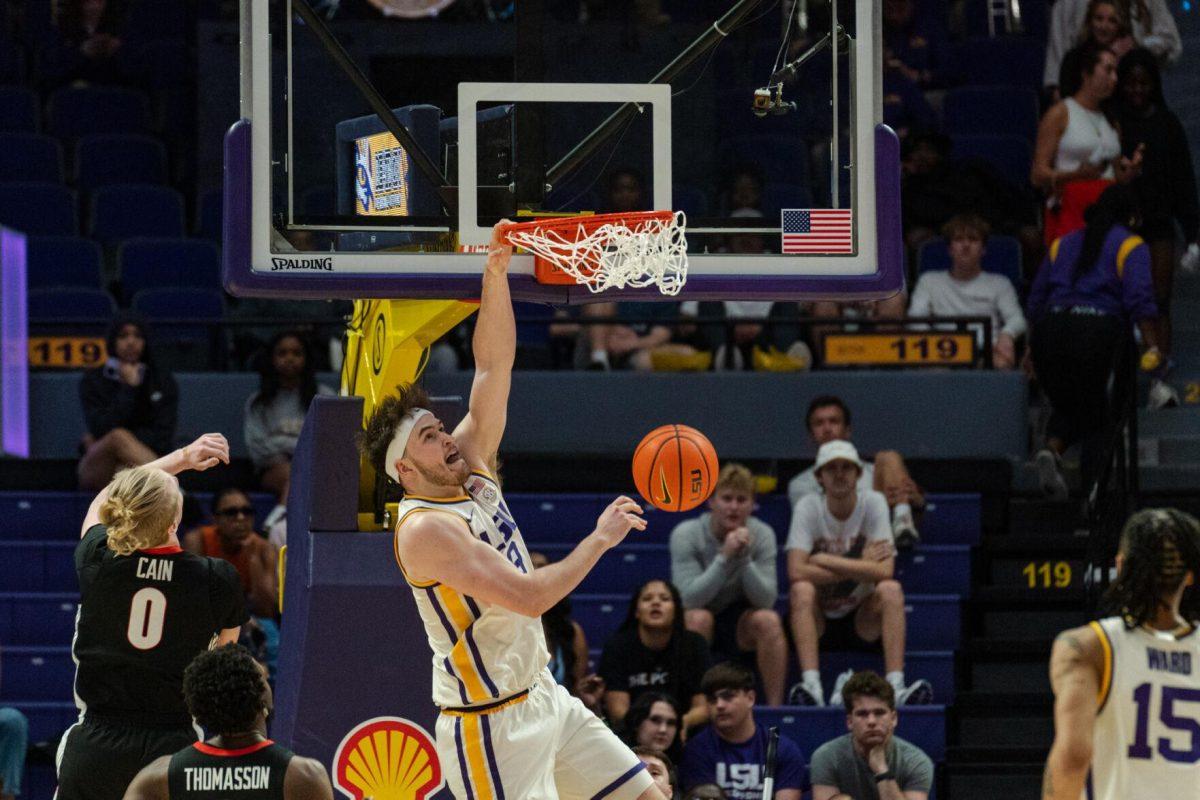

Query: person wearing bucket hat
left=785, top=441, right=933, bottom=709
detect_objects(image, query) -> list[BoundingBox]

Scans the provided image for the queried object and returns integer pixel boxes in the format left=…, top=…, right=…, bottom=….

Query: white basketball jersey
left=1089, top=616, right=1200, bottom=799
left=395, top=470, right=550, bottom=709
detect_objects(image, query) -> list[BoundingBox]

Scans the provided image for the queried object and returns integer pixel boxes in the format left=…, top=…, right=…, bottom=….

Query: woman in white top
left=1044, top=0, right=1181, bottom=93
left=1032, top=43, right=1142, bottom=244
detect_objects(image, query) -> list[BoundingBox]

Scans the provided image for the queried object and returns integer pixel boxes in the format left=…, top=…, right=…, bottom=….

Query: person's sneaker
left=892, top=512, right=920, bottom=551
left=895, top=679, right=934, bottom=706
left=1148, top=379, right=1180, bottom=410
left=827, top=669, right=855, bottom=707
left=1035, top=448, right=1069, bottom=501
left=787, top=680, right=824, bottom=706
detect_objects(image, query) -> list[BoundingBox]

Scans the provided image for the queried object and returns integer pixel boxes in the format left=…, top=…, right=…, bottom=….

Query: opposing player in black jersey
left=122, top=644, right=331, bottom=800
left=57, top=433, right=250, bottom=800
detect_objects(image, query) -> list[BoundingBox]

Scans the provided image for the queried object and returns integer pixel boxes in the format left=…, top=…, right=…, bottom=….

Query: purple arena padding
left=224, top=119, right=904, bottom=303
left=1, top=226, right=28, bottom=457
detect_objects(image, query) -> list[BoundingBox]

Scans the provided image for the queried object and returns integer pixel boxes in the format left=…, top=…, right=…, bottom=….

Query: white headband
left=384, top=408, right=432, bottom=482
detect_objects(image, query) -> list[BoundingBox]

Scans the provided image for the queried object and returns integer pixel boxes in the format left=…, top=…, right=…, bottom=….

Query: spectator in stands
left=882, top=0, right=946, bottom=90
left=0, top=647, right=28, bottom=800
left=787, top=441, right=933, bottom=707
left=1032, top=43, right=1144, bottom=245
left=1026, top=184, right=1162, bottom=498
left=623, top=691, right=684, bottom=763
left=882, top=56, right=938, bottom=145
left=789, top=396, right=923, bottom=549
left=599, top=579, right=711, bottom=732
left=1045, top=0, right=1180, bottom=101
left=528, top=551, right=599, bottom=712
left=78, top=312, right=178, bottom=491
left=671, top=463, right=787, bottom=706
left=809, top=671, right=935, bottom=800
left=720, top=165, right=764, bottom=215
left=634, top=747, right=677, bottom=800
left=680, top=663, right=806, bottom=800
left=1046, top=0, right=1134, bottom=102
left=41, top=0, right=128, bottom=88
left=1115, top=48, right=1199, bottom=400
left=907, top=214, right=1027, bottom=369
left=183, top=488, right=279, bottom=621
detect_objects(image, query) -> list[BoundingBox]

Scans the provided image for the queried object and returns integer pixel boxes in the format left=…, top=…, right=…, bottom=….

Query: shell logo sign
left=332, top=716, right=445, bottom=800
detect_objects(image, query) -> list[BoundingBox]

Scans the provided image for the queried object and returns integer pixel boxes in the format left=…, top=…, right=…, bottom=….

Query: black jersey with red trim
left=167, top=740, right=293, bottom=799
left=73, top=524, right=249, bottom=725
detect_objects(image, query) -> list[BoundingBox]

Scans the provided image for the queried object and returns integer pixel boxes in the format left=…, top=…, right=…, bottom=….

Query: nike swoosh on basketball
left=658, top=468, right=672, bottom=506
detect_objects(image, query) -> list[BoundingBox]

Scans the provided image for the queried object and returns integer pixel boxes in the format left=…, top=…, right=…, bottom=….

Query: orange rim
left=498, top=210, right=676, bottom=242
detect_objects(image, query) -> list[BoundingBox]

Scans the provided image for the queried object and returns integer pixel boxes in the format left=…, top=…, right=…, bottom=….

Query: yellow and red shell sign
left=332, top=716, right=444, bottom=800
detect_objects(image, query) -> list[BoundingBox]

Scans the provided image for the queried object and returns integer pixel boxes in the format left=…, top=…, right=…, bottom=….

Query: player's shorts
left=435, top=671, right=653, bottom=800
left=56, top=714, right=197, bottom=800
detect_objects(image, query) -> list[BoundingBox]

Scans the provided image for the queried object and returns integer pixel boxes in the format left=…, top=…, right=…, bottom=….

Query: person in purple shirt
left=681, top=663, right=807, bottom=800
left=1025, top=184, right=1162, bottom=499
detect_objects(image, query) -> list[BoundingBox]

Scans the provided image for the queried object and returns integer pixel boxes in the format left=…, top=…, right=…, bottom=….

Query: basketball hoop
left=498, top=211, right=688, bottom=296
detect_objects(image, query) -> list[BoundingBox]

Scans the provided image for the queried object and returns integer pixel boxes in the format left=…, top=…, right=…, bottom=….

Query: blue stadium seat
left=719, top=135, right=809, bottom=188
left=943, top=87, right=1039, bottom=143
left=132, top=288, right=225, bottom=370
left=122, top=0, right=191, bottom=44
left=0, top=542, right=77, bottom=592
left=756, top=706, right=947, bottom=762
left=47, top=86, right=151, bottom=139
left=196, top=187, right=223, bottom=242
left=119, top=238, right=221, bottom=296
left=75, top=134, right=168, bottom=192
left=26, top=236, right=104, bottom=289
left=761, top=183, right=814, bottom=218
left=0, top=133, right=62, bottom=182
left=0, top=593, right=79, bottom=645
left=533, top=543, right=671, bottom=595
left=945, top=37, right=1045, bottom=90
left=952, top=134, right=1033, bottom=184
left=0, top=491, right=91, bottom=538
left=917, top=235, right=1023, bottom=287
left=0, top=182, right=77, bottom=235
left=123, top=39, right=192, bottom=90
left=0, top=86, right=38, bottom=133
left=819, top=651, right=956, bottom=704
left=0, top=646, right=74, bottom=702
left=89, top=185, right=186, bottom=245
left=9, top=701, right=77, bottom=743
left=26, top=288, right=116, bottom=330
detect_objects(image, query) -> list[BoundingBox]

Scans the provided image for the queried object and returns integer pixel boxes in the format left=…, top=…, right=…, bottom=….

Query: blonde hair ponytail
left=99, top=466, right=182, bottom=556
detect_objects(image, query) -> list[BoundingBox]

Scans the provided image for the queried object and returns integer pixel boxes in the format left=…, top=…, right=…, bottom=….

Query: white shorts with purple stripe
left=436, top=671, right=653, bottom=800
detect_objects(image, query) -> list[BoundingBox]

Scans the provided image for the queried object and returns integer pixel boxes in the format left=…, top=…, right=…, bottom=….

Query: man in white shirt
left=907, top=214, right=1027, bottom=369
left=786, top=441, right=933, bottom=708
left=788, top=397, right=924, bottom=549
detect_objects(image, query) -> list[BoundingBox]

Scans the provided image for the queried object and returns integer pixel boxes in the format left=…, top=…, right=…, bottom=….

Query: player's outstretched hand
left=594, top=495, right=647, bottom=548
left=487, top=221, right=514, bottom=277
left=180, top=433, right=230, bottom=473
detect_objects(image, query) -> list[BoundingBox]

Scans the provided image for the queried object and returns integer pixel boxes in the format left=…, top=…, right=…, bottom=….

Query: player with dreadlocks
left=1042, top=508, right=1200, bottom=799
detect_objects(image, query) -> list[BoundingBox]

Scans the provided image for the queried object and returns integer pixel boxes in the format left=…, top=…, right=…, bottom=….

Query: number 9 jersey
left=1090, top=616, right=1200, bottom=799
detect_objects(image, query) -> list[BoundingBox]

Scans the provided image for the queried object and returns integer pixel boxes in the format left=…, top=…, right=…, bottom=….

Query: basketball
left=632, top=424, right=720, bottom=512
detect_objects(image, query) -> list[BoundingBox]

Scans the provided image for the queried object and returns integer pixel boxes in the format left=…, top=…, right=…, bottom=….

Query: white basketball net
left=505, top=211, right=688, bottom=296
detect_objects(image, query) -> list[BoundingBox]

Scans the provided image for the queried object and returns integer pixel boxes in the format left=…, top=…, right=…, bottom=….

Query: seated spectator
left=41, top=0, right=128, bottom=88
left=634, top=747, right=677, bottom=800
left=0, top=645, right=28, bottom=800
left=529, top=551, right=600, bottom=713
left=1048, top=0, right=1134, bottom=102
left=881, top=57, right=938, bottom=145
left=183, top=488, right=279, bottom=621
left=882, top=0, right=947, bottom=90
left=680, top=663, right=807, bottom=800
left=786, top=441, right=933, bottom=707
left=623, top=691, right=684, bottom=763
left=907, top=214, right=1027, bottom=369
left=789, top=396, right=923, bottom=549
left=1032, top=43, right=1143, bottom=245
left=671, top=463, right=787, bottom=705
left=810, top=671, right=935, bottom=800
left=720, top=165, right=764, bottom=215
left=78, top=312, right=178, bottom=491
left=581, top=300, right=683, bottom=371
left=598, top=579, right=711, bottom=731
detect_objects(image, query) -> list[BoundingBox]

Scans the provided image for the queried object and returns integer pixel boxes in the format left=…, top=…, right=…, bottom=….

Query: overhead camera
left=752, top=85, right=796, bottom=118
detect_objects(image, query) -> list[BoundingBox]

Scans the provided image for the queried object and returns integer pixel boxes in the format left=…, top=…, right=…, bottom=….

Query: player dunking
left=358, top=224, right=664, bottom=800
left=1043, top=508, right=1200, bottom=799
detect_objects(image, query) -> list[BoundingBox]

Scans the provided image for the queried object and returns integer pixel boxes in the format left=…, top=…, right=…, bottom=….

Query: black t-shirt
left=168, top=740, right=294, bottom=799
left=598, top=627, right=710, bottom=706
left=73, top=524, right=249, bottom=725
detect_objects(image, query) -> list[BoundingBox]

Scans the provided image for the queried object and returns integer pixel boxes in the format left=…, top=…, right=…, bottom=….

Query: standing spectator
left=41, top=0, right=128, bottom=88
left=809, top=671, right=935, bottom=800
left=1115, top=48, right=1199, bottom=399
left=1032, top=43, right=1143, bottom=245
left=78, top=313, right=178, bottom=491
left=1045, top=0, right=1180, bottom=98
left=1026, top=184, right=1162, bottom=498
left=680, top=663, right=807, bottom=800
left=0, top=647, right=28, bottom=800
left=598, top=579, right=711, bottom=731
left=183, top=488, right=279, bottom=621
left=671, top=463, right=788, bottom=706
left=634, top=747, right=677, bottom=800
left=786, top=441, right=933, bottom=707
left=789, top=396, right=924, bottom=549
left=908, top=214, right=1027, bottom=369
left=1047, top=0, right=1134, bottom=101
left=623, top=692, right=685, bottom=763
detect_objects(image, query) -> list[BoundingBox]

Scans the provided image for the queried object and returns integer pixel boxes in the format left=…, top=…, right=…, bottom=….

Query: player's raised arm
left=454, top=223, right=516, bottom=470
left=1042, top=624, right=1103, bottom=799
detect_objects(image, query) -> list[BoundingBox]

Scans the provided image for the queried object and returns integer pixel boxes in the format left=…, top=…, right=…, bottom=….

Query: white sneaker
left=828, top=669, right=855, bottom=707
left=1148, top=379, right=1180, bottom=410
left=1035, top=448, right=1068, bottom=501
left=892, top=512, right=920, bottom=551
left=787, top=680, right=825, bottom=706
left=895, top=679, right=934, bottom=706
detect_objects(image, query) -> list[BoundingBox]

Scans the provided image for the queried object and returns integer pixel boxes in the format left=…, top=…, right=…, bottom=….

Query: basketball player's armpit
left=283, top=755, right=335, bottom=800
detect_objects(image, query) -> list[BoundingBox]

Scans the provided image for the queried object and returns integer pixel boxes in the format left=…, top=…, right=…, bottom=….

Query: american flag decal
left=781, top=209, right=853, bottom=253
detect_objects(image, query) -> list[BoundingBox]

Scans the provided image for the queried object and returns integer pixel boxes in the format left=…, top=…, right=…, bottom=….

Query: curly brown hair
left=841, top=670, right=896, bottom=713
left=357, top=383, right=432, bottom=482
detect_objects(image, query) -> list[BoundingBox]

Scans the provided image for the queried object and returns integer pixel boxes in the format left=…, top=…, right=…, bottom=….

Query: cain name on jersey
left=135, top=557, right=174, bottom=581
